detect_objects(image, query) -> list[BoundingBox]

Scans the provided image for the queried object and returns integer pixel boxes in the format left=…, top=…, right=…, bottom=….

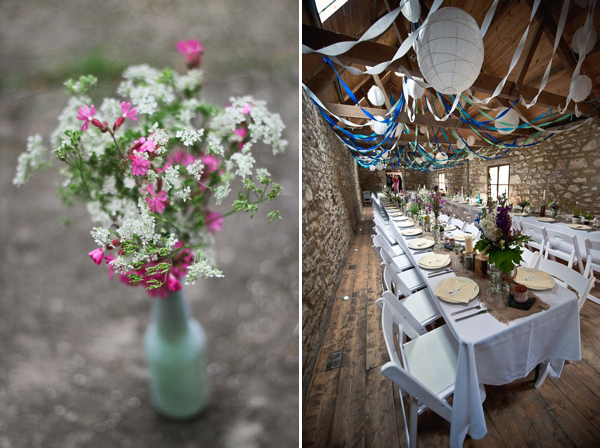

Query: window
left=438, top=173, right=446, bottom=192
left=488, top=164, right=510, bottom=201
left=315, top=0, right=349, bottom=22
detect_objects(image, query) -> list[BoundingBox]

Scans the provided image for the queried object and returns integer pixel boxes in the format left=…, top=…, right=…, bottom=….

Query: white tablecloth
left=511, top=214, right=600, bottom=255
left=382, top=202, right=581, bottom=448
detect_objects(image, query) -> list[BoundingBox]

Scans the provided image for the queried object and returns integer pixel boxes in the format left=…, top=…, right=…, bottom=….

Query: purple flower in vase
left=495, top=199, right=512, bottom=237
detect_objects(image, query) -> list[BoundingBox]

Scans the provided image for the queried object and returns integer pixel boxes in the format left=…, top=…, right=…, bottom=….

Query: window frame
left=488, top=164, right=510, bottom=201
left=438, top=172, right=446, bottom=192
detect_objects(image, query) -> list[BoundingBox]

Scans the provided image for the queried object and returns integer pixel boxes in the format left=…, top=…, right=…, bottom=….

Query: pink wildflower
left=121, top=102, right=138, bottom=121
left=76, top=105, right=96, bottom=131
left=206, top=211, right=224, bottom=233
left=176, top=39, right=205, bottom=67
left=104, top=254, right=115, bottom=280
left=88, top=248, right=104, bottom=265
left=144, top=184, right=168, bottom=214
left=167, top=272, right=182, bottom=291
left=234, top=128, right=247, bottom=140
left=141, top=138, right=157, bottom=153
left=157, top=162, right=172, bottom=173
left=242, top=103, right=253, bottom=114
left=201, top=154, right=219, bottom=173
left=167, top=149, right=195, bottom=166
left=132, top=154, right=150, bottom=176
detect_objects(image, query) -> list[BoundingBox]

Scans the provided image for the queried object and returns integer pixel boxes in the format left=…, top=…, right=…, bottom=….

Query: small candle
left=465, top=234, right=474, bottom=253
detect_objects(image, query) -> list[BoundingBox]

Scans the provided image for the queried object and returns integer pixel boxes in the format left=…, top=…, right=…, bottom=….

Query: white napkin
left=401, top=229, right=422, bottom=235
left=569, top=224, right=592, bottom=230
left=408, top=238, right=433, bottom=249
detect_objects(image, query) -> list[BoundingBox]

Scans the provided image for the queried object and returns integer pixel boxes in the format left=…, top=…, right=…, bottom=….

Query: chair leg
left=409, top=396, right=419, bottom=448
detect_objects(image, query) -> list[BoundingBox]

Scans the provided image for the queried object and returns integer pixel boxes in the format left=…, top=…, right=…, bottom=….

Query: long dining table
left=376, top=195, right=581, bottom=448
left=511, top=213, right=600, bottom=255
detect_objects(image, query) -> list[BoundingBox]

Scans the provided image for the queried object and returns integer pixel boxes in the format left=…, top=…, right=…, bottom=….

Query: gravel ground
left=0, top=1, right=299, bottom=447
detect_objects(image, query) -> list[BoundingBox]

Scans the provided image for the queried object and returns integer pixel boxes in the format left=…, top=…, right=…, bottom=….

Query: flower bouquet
left=548, top=199, right=561, bottom=219
left=13, top=40, right=287, bottom=418
left=474, top=198, right=530, bottom=278
left=516, top=199, right=530, bottom=213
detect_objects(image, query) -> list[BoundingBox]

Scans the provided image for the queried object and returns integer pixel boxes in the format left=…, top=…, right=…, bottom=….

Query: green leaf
left=487, top=248, right=522, bottom=276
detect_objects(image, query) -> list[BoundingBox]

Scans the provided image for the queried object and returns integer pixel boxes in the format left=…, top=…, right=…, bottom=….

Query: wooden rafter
left=302, top=24, right=596, bottom=115
left=511, top=18, right=546, bottom=95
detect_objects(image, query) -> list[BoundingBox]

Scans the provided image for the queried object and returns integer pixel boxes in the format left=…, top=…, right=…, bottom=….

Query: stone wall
left=403, top=169, right=428, bottom=190
left=358, top=168, right=384, bottom=192
left=421, top=120, right=600, bottom=216
left=302, top=90, right=363, bottom=400
left=425, top=164, right=468, bottom=195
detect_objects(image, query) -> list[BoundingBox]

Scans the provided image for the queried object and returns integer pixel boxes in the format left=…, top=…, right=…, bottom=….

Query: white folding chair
left=520, top=247, right=540, bottom=268
left=537, top=257, right=594, bottom=311
left=583, top=238, right=600, bottom=305
left=378, top=295, right=459, bottom=448
left=381, top=260, right=425, bottom=293
left=520, top=222, right=548, bottom=254
left=438, top=214, right=450, bottom=224
left=374, top=233, right=403, bottom=257
left=463, top=223, right=481, bottom=241
left=363, top=191, right=371, bottom=205
left=378, top=245, right=414, bottom=274
left=375, top=223, right=397, bottom=247
left=379, top=270, right=441, bottom=332
left=544, top=229, right=585, bottom=274
left=450, top=217, right=465, bottom=231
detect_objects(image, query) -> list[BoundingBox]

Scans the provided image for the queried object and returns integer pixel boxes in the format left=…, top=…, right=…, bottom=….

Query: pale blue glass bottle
left=144, top=290, right=208, bottom=419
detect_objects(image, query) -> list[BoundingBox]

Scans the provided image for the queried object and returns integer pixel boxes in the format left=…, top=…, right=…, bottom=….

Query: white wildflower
left=255, top=168, right=270, bottom=183
left=206, top=134, right=224, bottom=156
left=13, top=135, right=47, bottom=186
left=51, top=96, right=91, bottom=146
left=230, top=152, right=255, bottom=178
left=117, top=200, right=160, bottom=246
left=109, top=256, right=135, bottom=274
left=86, top=201, right=112, bottom=227
left=175, top=186, right=192, bottom=202
left=214, top=182, right=231, bottom=205
left=165, top=233, right=178, bottom=250
left=124, top=176, right=136, bottom=189
left=91, top=227, right=111, bottom=247
left=13, top=152, right=30, bottom=186
left=122, top=64, right=160, bottom=81
left=185, top=259, right=224, bottom=285
left=99, top=98, right=122, bottom=124
left=186, top=160, right=204, bottom=182
left=102, top=176, right=117, bottom=195
left=162, top=165, right=181, bottom=192
left=176, top=129, right=204, bottom=146
left=174, top=69, right=203, bottom=92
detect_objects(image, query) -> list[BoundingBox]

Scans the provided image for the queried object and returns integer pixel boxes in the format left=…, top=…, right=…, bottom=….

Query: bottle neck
left=152, top=290, right=190, bottom=340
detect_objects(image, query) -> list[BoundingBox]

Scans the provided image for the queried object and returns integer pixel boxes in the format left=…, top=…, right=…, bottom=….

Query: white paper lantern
left=570, top=75, right=592, bottom=102
left=367, top=85, right=386, bottom=106
left=494, top=107, right=520, bottom=134
left=369, top=116, right=387, bottom=135
left=401, top=0, right=421, bottom=23
left=572, top=21, right=596, bottom=55
left=415, top=7, right=484, bottom=95
left=467, top=152, right=475, bottom=161
left=419, top=125, right=428, bottom=134
left=376, top=162, right=384, bottom=170
left=456, top=138, right=465, bottom=149
left=369, top=165, right=376, bottom=171
left=405, top=77, right=426, bottom=99
left=435, top=151, right=448, bottom=164
left=466, top=135, right=475, bottom=146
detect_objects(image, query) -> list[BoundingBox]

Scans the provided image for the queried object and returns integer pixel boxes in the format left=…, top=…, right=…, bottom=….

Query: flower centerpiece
left=13, top=40, right=287, bottom=418
left=474, top=198, right=530, bottom=281
left=548, top=199, right=561, bottom=219
left=516, top=199, right=530, bottom=213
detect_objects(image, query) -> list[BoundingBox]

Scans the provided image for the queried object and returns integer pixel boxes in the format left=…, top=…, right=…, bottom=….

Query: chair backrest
left=377, top=289, right=425, bottom=340
left=438, top=214, right=450, bottom=224
left=375, top=223, right=397, bottom=247
left=511, top=218, right=522, bottom=233
left=450, top=217, right=465, bottom=231
left=463, top=223, right=481, bottom=240
left=377, top=296, right=454, bottom=424
left=584, top=238, right=600, bottom=278
left=520, top=222, right=548, bottom=245
left=537, top=257, right=595, bottom=311
left=374, top=234, right=401, bottom=259
left=520, top=247, right=540, bottom=268
left=546, top=229, right=580, bottom=258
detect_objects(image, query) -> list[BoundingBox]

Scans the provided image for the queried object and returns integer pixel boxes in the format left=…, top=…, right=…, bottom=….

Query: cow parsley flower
left=214, top=182, right=231, bottom=205
left=255, top=168, right=270, bottom=183
left=230, top=152, right=255, bottom=178
left=175, top=186, right=192, bottom=202
left=174, top=70, right=203, bottom=92
left=13, top=135, right=47, bottom=186
left=91, top=227, right=111, bottom=247
left=206, top=134, right=224, bottom=156
left=185, top=258, right=224, bottom=285
left=162, top=165, right=181, bottom=192
left=176, top=129, right=204, bottom=146
left=186, top=160, right=204, bottom=182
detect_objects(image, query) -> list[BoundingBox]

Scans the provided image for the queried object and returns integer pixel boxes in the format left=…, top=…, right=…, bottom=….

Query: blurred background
left=0, top=1, right=298, bottom=447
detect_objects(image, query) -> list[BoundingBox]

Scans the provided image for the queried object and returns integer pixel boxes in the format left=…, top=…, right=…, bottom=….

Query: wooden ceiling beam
left=511, top=18, right=546, bottom=95
left=305, top=63, right=346, bottom=96
left=302, top=25, right=596, bottom=115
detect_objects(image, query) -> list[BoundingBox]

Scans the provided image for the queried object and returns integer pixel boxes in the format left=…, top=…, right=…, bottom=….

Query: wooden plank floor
left=303, top=205, right=600, bottom=448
